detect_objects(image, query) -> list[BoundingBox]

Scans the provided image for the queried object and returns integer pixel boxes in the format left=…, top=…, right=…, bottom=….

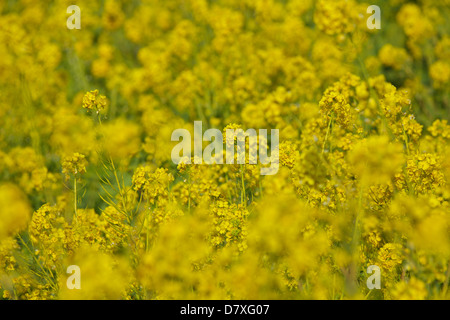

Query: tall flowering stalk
left=62, top=153, right=88, bottom=221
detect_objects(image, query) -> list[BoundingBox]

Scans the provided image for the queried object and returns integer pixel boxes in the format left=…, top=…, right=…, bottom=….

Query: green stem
left=442, top=260, right=450, bottom=298
left=352, top=185, right=364, bottom=251
left=146, top=204, right=150, bottom=253
left=259, top=179, right=263, bottom=198
left=349, top=33, right=395, bottom=140
left=402, top=125, right=411, bottom=156
left=349, top=184, right=365, bottom=294
left=240, top=165, right=246, bottom=207
left=18, top=235, right=58, bottom=291
left=188, top=170, right=191, bottom=214
left=322, top=113, right=334, bottom=154
left=74, top=178, right=78, bottom=221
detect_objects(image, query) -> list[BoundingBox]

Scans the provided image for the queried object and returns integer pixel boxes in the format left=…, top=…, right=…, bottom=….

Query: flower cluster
left=0, top=0, right=449, bottom=300
left=82, top=90, right=107, bottom=114
left=61, top=153, right=88, bottom=181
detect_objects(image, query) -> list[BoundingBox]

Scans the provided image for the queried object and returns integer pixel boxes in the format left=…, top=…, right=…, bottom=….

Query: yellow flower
left=378, top=44, right=410, bottom=70
left=348, top=136, right=404, bottom=185
left=0, top=183, right=32, bottom=240
left=82, top=89, right=107, bottom=114
left=62, top=153, right=88, bottom=181
left=429, top=60, right=450, bottom=89
left=314, top=0, right=362, bottom=38
left=391, top=278, right=428, bottom=300
left=100, top=118, right=141, bottom=162
left=59, top=246, right=130, bottom=300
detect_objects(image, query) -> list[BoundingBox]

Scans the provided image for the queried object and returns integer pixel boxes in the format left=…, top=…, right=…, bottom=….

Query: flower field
left=0, top=0, right=449, bottom=300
